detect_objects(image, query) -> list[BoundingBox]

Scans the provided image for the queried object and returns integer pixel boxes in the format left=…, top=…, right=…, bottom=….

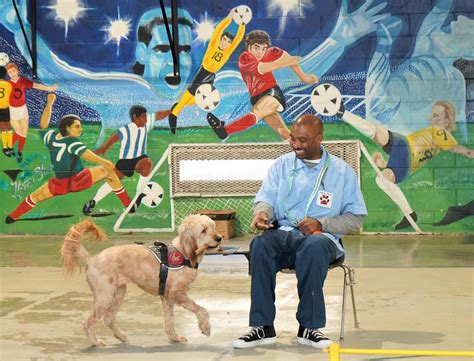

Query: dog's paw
left=114, top=333, right=128, bottom=343
left=199, top=321, right=211, bottom=336
left=172, top=335, right=187, bottom=343
left=201, top=326, right=211, bottom=337
left=92, top=339, right=107, bottom=347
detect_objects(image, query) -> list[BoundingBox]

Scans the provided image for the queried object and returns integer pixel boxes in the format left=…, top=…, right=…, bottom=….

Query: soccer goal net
left=114, top=141, right=361, bottom=234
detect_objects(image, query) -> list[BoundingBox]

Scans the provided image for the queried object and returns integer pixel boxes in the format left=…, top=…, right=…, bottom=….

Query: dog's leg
left=83, top=307, right=108, bottom=347
left=84, top=272, right=115, bottom=347
left=103, top=284, right=128, bottom=343
left=161, top=297, right=187, bottom=342
left=173, top=294, right=211, bottom=337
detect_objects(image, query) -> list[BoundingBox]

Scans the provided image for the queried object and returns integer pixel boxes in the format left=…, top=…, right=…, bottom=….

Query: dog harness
left=143, top=241, right=198, bottom=296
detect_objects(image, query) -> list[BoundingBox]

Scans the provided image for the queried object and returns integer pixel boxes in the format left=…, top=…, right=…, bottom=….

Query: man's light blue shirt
left=254, top=147, right=367, bottom=256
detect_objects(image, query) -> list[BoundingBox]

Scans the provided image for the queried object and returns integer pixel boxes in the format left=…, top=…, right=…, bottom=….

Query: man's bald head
left=290, top=114, right=324, bottom=160
left=293, top=114, right=323, bottom=136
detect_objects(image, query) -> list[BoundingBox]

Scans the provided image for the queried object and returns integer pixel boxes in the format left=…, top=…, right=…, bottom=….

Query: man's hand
left=297, top=217, right=322, bottom=236
left=250, top=212, right=274, bottom=231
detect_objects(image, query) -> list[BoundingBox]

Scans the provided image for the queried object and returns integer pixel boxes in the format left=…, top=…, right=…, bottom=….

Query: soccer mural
left=0, top=0, right=473, bottom=235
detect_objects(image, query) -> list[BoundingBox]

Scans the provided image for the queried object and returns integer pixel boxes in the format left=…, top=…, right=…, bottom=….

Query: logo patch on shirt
left=317, top=191, right=333, bottom=208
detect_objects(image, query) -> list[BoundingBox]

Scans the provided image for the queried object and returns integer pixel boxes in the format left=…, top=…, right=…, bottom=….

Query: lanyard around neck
left=284, top=154, right=330, bottom=224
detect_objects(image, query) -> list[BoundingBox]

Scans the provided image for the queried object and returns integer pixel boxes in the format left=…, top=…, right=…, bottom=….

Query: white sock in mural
left=93, top=183, right=113, bottom=204
left=342, top=111, right=377, bottom=139
left=135, top=175, right=148, bottom=196
left=375, top=175, right=413, bottom=215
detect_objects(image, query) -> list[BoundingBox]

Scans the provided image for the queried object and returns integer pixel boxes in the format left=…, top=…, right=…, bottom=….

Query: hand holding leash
left=297, top=217, right=322, bottom=236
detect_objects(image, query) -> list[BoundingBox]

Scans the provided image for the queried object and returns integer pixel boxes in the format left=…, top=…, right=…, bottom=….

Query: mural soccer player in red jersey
left=6, top=62, right=58, bottom=162
left=207, top=30, right=318, bottom=141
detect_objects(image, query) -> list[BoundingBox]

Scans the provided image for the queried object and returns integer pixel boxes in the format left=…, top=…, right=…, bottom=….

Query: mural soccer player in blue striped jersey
left=82, top=105, right=170, bottom=215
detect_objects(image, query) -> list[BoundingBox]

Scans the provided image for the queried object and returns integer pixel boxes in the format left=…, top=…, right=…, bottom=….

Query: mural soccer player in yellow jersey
left=0, top=66, right=13, bottom=156
left=339, top=100, right=474, bottom=229
left=167, top=8, right=246, bottom=134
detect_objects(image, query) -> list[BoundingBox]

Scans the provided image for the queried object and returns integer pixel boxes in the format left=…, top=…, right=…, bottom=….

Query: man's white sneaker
left=297, top=326, right=332, bottom=349
left=233, top=326, right=277, bottom=349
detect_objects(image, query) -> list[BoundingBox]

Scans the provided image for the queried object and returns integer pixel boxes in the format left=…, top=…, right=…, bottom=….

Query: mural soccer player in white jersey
left=82, top=105, right=170, bottom=215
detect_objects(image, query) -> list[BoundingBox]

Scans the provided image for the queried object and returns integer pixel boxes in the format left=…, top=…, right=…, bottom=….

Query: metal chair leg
left=347, top=265, right=360, bottom=329
left=338, top=264, right=359, bottom=340
left=339, top=265, right=348, bottom=340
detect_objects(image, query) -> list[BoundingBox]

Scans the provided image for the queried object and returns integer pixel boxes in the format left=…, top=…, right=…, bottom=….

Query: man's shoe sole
left=297, top=337, right=332, bottom=349
left=233, top=336, right=276, bottom=349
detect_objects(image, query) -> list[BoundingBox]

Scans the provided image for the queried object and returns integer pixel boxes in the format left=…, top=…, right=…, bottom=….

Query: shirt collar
left=293, top=145, right=328, bottom=171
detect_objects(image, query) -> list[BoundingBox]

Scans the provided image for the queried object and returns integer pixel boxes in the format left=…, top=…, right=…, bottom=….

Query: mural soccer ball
left=195, top=84, right=221, bottom=112
left=140, top=182, right=164, bottom=208
left=0, top=53, right=10, bottom=67
left=231, top=5, right=252, bottom=25
left=310, top=83, right=342, bottom=116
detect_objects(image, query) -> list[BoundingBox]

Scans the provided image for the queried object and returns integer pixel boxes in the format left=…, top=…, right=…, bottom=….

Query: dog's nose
left=217, top=236, right=222, bottom=243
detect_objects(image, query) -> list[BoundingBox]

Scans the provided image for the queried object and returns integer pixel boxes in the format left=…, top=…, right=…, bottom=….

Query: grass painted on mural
left=1, top=123, right=473, bottom=235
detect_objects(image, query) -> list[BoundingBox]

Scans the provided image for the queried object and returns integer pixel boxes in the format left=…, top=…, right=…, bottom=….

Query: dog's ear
left=180, top=227, right=198, bottom=266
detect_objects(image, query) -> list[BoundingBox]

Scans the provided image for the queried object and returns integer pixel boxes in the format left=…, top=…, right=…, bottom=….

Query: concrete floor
left=0, top=233, right=473, bottom=361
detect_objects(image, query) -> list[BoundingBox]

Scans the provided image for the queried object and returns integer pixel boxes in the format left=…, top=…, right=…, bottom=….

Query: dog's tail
left=61, top=218, right=108, bottom=275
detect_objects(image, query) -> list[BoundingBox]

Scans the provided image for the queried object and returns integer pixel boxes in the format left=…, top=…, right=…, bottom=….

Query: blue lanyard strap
left=284, top=154, right=330, bottom=225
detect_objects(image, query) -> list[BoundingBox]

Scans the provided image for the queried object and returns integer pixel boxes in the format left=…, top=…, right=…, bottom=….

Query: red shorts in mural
left=48, top=168, right=93, bottom=195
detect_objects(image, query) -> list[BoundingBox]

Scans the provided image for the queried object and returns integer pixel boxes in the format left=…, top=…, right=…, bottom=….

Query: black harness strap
left=155, top=242, right=169, bottom=296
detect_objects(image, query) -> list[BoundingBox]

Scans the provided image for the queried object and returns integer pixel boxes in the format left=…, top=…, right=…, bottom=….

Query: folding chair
left=235, top=251, right=360, bottom=340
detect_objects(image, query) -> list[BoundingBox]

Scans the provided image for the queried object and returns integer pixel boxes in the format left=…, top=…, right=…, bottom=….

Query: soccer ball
left=140, top=182, right=164, bottom=208
left=231, top=5, right=252, bottom=25
left=310, top=83, right=342, bottom=116
left=0, top=52, right=10, bottom=67
left=195, top=84, right=221, bottom=112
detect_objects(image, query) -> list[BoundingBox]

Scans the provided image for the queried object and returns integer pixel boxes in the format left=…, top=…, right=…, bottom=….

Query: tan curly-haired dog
left=61, top=214, right=222, bottom=347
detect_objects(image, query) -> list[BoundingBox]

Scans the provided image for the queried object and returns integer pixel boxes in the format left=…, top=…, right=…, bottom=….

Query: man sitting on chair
left=232, top=114, right=367, bottom=349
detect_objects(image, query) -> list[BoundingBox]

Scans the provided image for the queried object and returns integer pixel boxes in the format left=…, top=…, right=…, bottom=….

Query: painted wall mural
left=0, top=0, right=473, bottom=235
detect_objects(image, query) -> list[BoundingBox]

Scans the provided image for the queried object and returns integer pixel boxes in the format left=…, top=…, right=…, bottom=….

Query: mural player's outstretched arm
left=258, top=52, right=301, bottom=74
left=295, top=0, right=389, bottom=78
left=449, top=145, right=474, bottom=159
left=94, top=134, right=120, bottom=157
left=290, top=62, right=318, bottom=85
left=412, top=0, right=452, bottom=56
left=81, top=149, right=116, bottom=173
left=33, top=83, right=59, bottom=92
